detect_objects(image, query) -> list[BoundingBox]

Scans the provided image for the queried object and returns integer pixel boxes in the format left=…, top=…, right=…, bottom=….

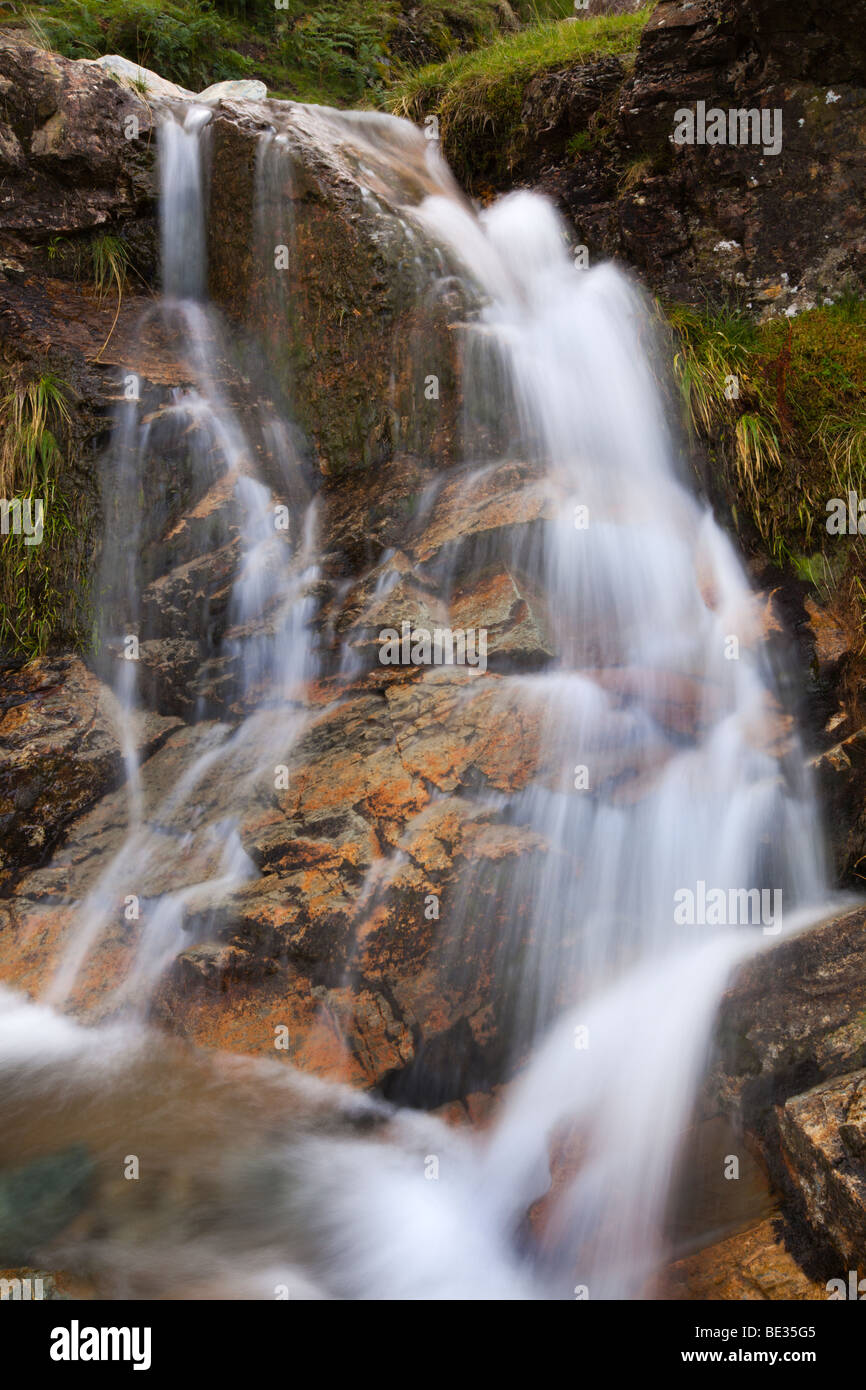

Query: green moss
left=566, top=128, right=595, bottom=155
left=390, top=9, right=649, bottom=186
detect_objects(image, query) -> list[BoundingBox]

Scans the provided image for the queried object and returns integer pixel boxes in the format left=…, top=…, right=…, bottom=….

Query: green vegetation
left=565, top=128, right=595, bottom=156
left=513, top=2, right=578, bottom=18
left=0, top=371, right=86, bottom=658
left=14, top=0, right=517, bottom=104
left=666, top=297, right=866, bottom=627
left=12, top=1, right=650, bottom=112
left=391, top=9, right=649, bottom=186
left=0, top=373, right=70, bottom=500
left=88, top=233, right=130, bottom=304
left=25, top=0, right=239, bottom=92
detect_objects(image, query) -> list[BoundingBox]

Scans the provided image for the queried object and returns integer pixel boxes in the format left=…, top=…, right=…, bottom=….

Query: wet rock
left=589, top=667, right=727, bottom=739
left=132, top=465, right=246, bottom=680
left=812, top=730, right=866, bottom=886
left=321, top=457, right=559, bottom=674
left=155, top=959, right=412, bottom=1089
left=363, top=805, right=552, bottom=1100
left=155, top=794, right=552, bottom=1093
left=410, top=461, right=558, bottom=568
left=658, top=1217, right=826, bottom=1299
left=339, top=566, right=450, bottom=668
left=450, top=568, right=554, bottom=667
left=805, top=595, right=852, bottom=670
left=206, top=103, right=474, bottom=477
left=0, top=653, right=562, bottom=1091
left=0, top=1146, right=93, bottom=1266
left=384, top=670, right=544, bottom=793
left=779, top=1071, right=866, bottom=1270
left=0, top=656, right=179, bottom=894
left=334, top=552, right=554, bottom=674
left=711, top=905, right=866, bottom=1123
left=706, top=905, right=866, bottom=1263
left=274, top=692, right=430, bottom=845
left=321, top=453, right=441, bottom=577
left=664, top=1114, right=779, bottom=1252
left=137, top=639, right=209, bottom=718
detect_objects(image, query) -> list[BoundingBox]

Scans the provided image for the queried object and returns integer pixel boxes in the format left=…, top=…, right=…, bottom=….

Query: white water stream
left=0, top=101, right=832, bottom=1299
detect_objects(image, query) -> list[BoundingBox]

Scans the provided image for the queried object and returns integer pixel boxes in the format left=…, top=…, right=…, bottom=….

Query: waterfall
left=0, top=100, right=833, bottom=1300
left=47, top=110, right=319, bottom=1012
left=159, top=106, right=211, bottom=302
left=408, top=189, right=827, bottom=1053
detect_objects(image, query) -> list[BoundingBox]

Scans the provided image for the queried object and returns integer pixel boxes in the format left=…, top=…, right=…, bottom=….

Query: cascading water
left=411, top=188, right=827, bottom=1042
left=0, top=98, right=834, bottom=1300
left=47, top=107, right=320, bottom=1013
left=330, top=160, right=829, bottom=1295
left=160, top=106, right=211, bottom=303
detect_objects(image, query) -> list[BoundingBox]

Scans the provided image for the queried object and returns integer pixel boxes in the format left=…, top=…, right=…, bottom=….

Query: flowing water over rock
left=0, top=98, right=833, bottom=1299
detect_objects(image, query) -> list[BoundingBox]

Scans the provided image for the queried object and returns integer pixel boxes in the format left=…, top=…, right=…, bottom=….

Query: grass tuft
left=0, top=371, right=85, bottom=658
left=665, top=297, right=866, bottom=597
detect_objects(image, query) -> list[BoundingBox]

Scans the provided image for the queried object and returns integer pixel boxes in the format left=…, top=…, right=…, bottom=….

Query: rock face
left=811, top=730, right=866, bottom=886
left=528, top=0, right=866, bottom=312
left=0, top=656, right=555, bottom=1097
left=520, top=57, right=625, bottom=157
left=205, top=102, right=473, bottom=479
left=659, top=1217, right=826, bottom=1300
left=616, top=0, right=865, bottom=310
left=415, top=0, right=865, bottom=311
left=0, top=656, right=178, bottom=895
left=708, top=906, right=866, bottom=1271
left=712, top=907, right=866, bottom=1120
left=0, top=36, right=475, bottom=661
left=0, top=36, right=155, bottom=241
left=779, top=1071, right=866, bottom=1273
